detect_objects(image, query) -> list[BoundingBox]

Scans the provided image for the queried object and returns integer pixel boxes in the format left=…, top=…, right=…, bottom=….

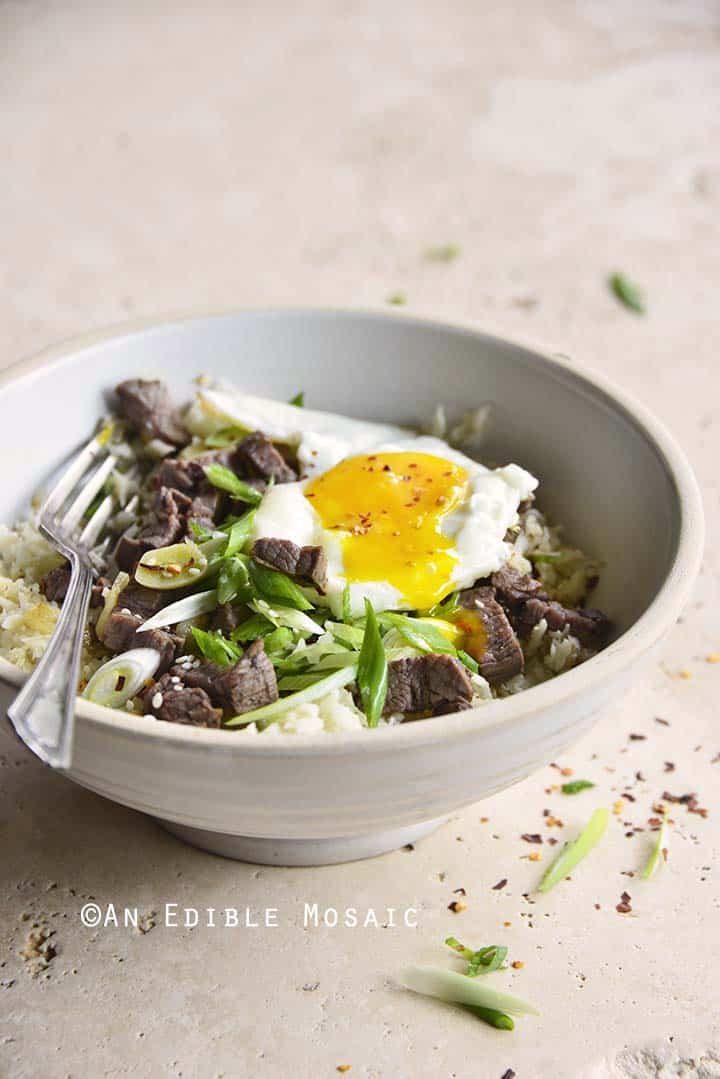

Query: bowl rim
left=0, top=306, right=705, bottom=757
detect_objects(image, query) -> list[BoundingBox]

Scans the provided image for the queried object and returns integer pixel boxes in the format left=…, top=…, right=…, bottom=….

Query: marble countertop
left=1, top=2, right=719, bottom=1076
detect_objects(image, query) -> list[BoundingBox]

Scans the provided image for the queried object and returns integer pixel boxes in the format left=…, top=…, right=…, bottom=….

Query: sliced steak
left=100, top=609, right=177, bottom=674
left=233, top=432, right=296, bottom=484
left=458, top=586, right=524, bottom=684
left=515, top=598, right=611, bottom=649
left=491, top=566, right=547, bottom=609
left=209, top=602, right=244, bottom=636
left=251, top=538, right=327, bottom=593
left=383, top=655, right=474, bottom=717
left=141, top=673, right=221, bottom=727
left=114, top=486, right=188, bottom=571
left=41, top=564, right=72, bottom=603
left=115, top=379, right=188, bottom=447
left=176, top=639, right=278, bottom=715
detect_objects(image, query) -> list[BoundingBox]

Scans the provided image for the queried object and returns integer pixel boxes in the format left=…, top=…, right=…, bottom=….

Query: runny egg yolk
left=304, top=452, right=469, bottom=610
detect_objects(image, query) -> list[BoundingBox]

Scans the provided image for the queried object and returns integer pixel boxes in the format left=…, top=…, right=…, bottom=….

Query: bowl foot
left=156, top=816, right=447, bottom=865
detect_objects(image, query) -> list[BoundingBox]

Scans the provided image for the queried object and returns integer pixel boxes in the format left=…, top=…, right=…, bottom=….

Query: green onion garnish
left=357, top=599, right=388, bottom=728
left=225, top=665, right=358, bottom=727
left=342, top=583, right=352, bottom=624
left=608, top=272, right=646, bottom=314
left=248, top=559, right=313, bottom=611
left=289, top=391, right=305, bottom=407
left=640, top=812, right=668, bottom=880
left=224, top=509, right=256, bottom=557
left=561, top=780, right=595, bottom=795
left=217, top=555, right=252, bottom=605
left=537, top=808, right=609, bottom=893
left=203, top=463, right=263, bottom=505
left=191, top=627, right=242, bottom=668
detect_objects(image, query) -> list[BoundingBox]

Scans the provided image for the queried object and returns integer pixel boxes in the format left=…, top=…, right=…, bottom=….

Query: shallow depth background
left=1, top=3, right=719, bottom=1077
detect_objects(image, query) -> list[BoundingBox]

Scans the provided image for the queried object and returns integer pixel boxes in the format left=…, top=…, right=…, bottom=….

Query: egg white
left=187, top=385, right=408, bottom=476
left=251, top=435, right=538, bottom=618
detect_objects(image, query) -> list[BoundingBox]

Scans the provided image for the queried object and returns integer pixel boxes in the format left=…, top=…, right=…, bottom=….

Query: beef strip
left=155, top=449, right=232, bottom=496
left=175, top=639, right=278, bottom=715
left=114, top=486, right=190, bottom=571
left=491, top=566, right=547, bottom=609
left=515, top=598, right=611, bottom=649
left=458, top=586, right=524, bottom=684
left=98, top=582, right=177, bottom=673
left=115, top=379, right=188, bottom=447
left=251, top=538, right=327, bottom=593
left=209, top=602, right=244, bottom=636
left=383, top=655, right=474, bottom=717
left=233, top=432, right=296, bottom=484
left=141, top=673, right=221, bottom=727
left=41, top=565, right=109, bottom=607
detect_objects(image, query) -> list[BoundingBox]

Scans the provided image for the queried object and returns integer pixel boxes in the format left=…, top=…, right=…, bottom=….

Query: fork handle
left=7, top=553, right=93, bottom=769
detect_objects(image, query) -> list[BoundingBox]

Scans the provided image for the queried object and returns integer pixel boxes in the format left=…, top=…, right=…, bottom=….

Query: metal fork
left=7, top=431, right=118, bottom=769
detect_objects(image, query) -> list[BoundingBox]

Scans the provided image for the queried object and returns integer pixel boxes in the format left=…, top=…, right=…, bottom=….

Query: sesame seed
left=151, top=692, right=163, bottom=710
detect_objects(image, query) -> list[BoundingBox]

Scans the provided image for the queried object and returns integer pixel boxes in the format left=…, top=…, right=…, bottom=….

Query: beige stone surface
left=1, top=2, right=719, bottom=1076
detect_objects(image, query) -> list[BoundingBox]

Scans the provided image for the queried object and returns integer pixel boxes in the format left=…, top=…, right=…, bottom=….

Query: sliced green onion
left=528, top=551, right=563, bottom=564
left=608, top=271, right=646, bottom=314
left=224, top=509, right=256, bottom=557
left=326, top=621, right=365, bottom=650
left=203, top=463, right=262, bottom=505
left=204, top=426, right=246, bottom=448
left=400, top=966, right=538, bottom=1017
left=251, top=597, right=324, bottom=637
left=249, top=559, right=313, bottom=611
left=135, top=540, right=209, bottom=590
left=289, top=391, right=304, bottom=407
left=427, top=591, right=460, bottom=618
left=83, top=648, right=161, bottom=709
left=225, top=664, right=358, bottom=728
left=263, top=626, right=295, bottom=656
left=230, top=613, right=275, bottom=642
left=457, top=649, right=479, bottom=674
left=137, top=589, right=218, bottom=632
left=382, top=613, right=457, bottom=656
left=188, top=519, right=215, bottom=542
left=277, top=673, right=328, bottom=692
left=465, top=1005, right=514, bottom=1030
left=561, top=780, right=596, bottom=795
left=468, top=946, right=507, bottom=977
left=537, top=808, right=609, bottom=893
left=191, top=627, right=242, bottom=667
left=217, top=555, right=252, bottom=605
left=342, top=583, right=352, bottom=623
left=640, top=812, right=668, bottom=880
left=357, top=599, right=388, bottom=728
left=95, top=571, right=130, bottom=639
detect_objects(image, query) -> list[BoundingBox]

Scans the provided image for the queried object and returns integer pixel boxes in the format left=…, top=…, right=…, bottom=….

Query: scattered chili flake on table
left=616, top=892, right=632, bottom=914
left=521, top=833, right=543, bottom=844
left=500, top=1069, right=516, bottom=1079
left=511, top=960, right=525, bottom=970
left=613, top=800, right=625, bottom=815
left=337, top=1066, right=352, bottom=1074
left=560, top=767, right=574, bottom=777
left=707, top=653, right=720, bottom=664
left=492, top=879, right=508, bottom=891
left=453, top=887, right=467, bottom=897
left=662, top=791, right=708, bottom=818
left=527, top=851, right=542, bottom=862
left=655, top=717, right=670, bottom=726
left=629, top=733, right=646, bottom=741
left=664, top=762, right=676, bottom=773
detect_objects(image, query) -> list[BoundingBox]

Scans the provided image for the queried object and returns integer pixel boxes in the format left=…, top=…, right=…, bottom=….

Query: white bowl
left=0, top=310, right=704, bottom=864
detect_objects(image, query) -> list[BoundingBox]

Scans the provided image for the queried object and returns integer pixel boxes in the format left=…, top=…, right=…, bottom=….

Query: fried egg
left=251, top=434, right=538, bottom=618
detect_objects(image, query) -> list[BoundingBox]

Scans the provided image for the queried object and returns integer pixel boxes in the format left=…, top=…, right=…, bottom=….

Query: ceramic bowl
left=0, top=310, right=704, bottom=864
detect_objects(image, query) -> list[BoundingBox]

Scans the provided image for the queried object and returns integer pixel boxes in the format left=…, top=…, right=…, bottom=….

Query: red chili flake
left=629, top=733, right=646, bottom=741
left=622, top=792, right=636, bottom=802
left=616, top=891, right=632, bottom=914
left=383, top=464, right=391, bottom=472
left=409, top=462, right=418, bottom=469
left=664, top=761, right=676, bottom=773
left=712, top=753, right=720, bottom=764
left=521, top=833, right=543, bottom=844
left=635, top=771, right=645, bottom=782
left=594, top=903, right=601, bottom=910
left=402, top=844, right=415, bottom=852
left=547, top=837, right=559, bottom=846
left=492, top=879, right=508, bottom=891
left=452, top=887, right=467, bottom=896
left=654, top=717, right=670, bottom=726
left=500, top=1070, right=516, bottom=1079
